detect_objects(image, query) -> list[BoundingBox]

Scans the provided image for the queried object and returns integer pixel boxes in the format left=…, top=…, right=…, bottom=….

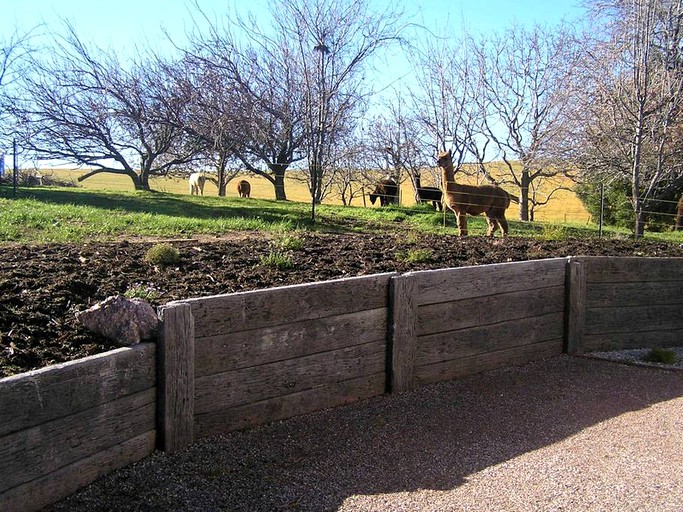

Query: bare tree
left=0, top=28, right=36, bottom=149
left=574, top=0, right=683, bottom=235
left=263, top=0, right=405, bottom=218
left=325, top=140, right=364, bottom=205
left=408, top=28, right=478, bottom=171
left=471, top=22, right=581, bottom=221
left=9, top=25, right=197, bottom=190
left=181, top=9, right=309, bottom=200
left=318, top=122, right=394, bottom=207
left=160, top=0, right=404, bottom=206
left=163, top=53, right=248, bottom=196
left=364, top=90, right=432, bottom=205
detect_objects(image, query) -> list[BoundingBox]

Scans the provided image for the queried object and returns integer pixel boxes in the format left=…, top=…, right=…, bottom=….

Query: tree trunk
left=271, top=165, right=288, bottom=201
left=519, top=170, right=531, bottom=221
left=216, top=154, right=227, bottom=197
left=139, top=170, right=151, bottom=191
left=634, top=208, right=646, bottom=237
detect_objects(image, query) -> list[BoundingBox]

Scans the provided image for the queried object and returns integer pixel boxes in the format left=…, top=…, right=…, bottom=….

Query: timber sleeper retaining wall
left=1, top=256, right=682, bottom=512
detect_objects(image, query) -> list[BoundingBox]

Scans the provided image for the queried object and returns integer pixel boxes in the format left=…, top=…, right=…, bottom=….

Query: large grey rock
left=76, top=295, right=159, bottom=346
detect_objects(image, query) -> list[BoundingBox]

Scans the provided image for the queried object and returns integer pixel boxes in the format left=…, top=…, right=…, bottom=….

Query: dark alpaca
left=413, top=174, right=442, bottom=211
left=676, top=195, right=683, bottom=230
left=237, top=180, right=251, bottom=198
left=369, top=178, right=398, bottom=206
left=436, top=150, right=514, bottom=237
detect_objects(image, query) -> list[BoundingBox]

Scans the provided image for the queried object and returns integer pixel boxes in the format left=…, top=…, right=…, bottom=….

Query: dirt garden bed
left=1, top=232, right=681, bottom=378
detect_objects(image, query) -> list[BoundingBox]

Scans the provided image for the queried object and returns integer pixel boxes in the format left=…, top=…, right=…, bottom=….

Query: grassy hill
left=39, top=167, right=592, bottom=224
left=1, top=183, right=680, bottom=245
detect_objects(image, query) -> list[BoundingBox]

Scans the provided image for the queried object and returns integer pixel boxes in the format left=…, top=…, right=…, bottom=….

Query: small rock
left=76, top=295, right=159, bottom=346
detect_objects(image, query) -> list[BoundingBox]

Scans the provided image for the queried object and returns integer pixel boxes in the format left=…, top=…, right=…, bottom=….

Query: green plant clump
left=277, top=233, right=305, bottom=250
left=144, top=243, right=180, bottom=266
left=642, top=347, right=679, bottom=365
left=397, top=248, right=434, bottom=264
left=260, top=250, right=293, bottom=270
left=124, top=283, right=162, bottom=301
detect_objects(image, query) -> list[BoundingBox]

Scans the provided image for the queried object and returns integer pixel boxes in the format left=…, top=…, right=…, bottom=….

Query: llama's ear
left=448, top=149, right=452, bottom=157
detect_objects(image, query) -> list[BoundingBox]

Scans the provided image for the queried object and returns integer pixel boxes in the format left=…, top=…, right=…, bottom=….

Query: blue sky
left=7, top=0, right=585, bottom=55
left=3, top=0, right=586, bottom=167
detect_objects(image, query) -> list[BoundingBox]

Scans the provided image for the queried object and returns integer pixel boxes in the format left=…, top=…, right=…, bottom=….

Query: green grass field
left=1, top=180, right=681, bottom=245
left=43, top=167, right=592, bottom=224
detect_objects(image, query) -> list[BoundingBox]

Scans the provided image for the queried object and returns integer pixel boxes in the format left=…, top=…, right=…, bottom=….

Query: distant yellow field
left=45, top=167, right=590, bottom=224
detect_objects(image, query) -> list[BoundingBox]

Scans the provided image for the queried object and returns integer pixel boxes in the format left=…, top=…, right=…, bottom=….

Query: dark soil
left=1, top=232, right=681, bottom=378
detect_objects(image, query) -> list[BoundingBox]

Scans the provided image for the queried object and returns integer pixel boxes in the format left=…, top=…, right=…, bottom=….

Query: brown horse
left=237, top=180, right=251, bottom=198
left=436, top=150, right=513, bottom=236
left=676, top=194, right=683, bottom=230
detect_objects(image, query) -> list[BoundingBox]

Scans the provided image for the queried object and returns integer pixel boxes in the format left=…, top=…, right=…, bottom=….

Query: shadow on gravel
left=47, top=355, right=683, bottom=512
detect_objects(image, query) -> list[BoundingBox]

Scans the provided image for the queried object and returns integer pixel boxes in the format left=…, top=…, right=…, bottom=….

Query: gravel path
left=48, top=355, right=683, bottom=512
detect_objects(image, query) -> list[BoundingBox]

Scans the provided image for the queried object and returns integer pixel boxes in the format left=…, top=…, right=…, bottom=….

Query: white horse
left=189, top=173, right=206, bottom=196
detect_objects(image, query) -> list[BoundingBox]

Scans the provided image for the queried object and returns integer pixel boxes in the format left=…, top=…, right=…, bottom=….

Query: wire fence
left=372, top=181, right=683, bottom=224
left=4, top=167, right=682, bottom=230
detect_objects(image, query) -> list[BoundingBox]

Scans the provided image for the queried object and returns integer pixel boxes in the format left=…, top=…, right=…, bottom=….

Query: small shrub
left=396, top=248, right=434, bottom=263
left=260, top=251, right=293, bottom=270
left=124, top=283, right=162, bottom=301
left=144, top=243, right=180, bottom=266
left=277, top=233, right=305, bottom=251
left=642, top=348, right=678, bottom=365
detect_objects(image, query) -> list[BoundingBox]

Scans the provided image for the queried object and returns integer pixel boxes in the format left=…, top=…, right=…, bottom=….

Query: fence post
left=565, top=258, right=586, bottom=355
left=157, top=302, right=195, bottom=452
left=389, top=274, right=418, bottom=392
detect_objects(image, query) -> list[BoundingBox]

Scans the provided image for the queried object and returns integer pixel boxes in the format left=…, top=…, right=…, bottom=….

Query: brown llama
left=676, top=194, right=683, bottom=230
left=237, top=180, right=251, bottom=198
left=436, top=150, right=513, bottom=237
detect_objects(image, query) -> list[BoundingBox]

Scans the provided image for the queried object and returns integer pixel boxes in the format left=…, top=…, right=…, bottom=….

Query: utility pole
left=13, top=138, right=18, bottom=198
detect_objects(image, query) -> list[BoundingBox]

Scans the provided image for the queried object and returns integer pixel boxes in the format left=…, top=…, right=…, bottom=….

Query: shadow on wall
left=52, top=355, right=683, bottom=511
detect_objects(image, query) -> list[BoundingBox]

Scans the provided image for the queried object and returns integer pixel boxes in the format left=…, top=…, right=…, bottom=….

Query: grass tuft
left=259, top=251, right=293, bottom=270
left=396, top=248, right=434, bottom=263
left=642, top=347, right=679, bottom=365
left=144, top=243, right=180, bottom=266
left=276, top=233, right=305, bottom=250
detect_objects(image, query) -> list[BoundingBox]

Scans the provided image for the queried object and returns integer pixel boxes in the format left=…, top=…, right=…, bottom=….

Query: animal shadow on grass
left=9, top=187, right=371, bottom=233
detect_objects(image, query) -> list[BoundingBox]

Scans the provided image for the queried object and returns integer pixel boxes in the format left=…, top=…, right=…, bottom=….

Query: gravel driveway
left=48, top=355, right=683, bottom=512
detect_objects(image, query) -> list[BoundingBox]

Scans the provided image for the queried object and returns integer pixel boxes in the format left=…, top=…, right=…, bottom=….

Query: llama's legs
left=498, top=216, right=509, bottom=236
left=485, top=215, right=496, bottom=236
left=457, top=212, right=468, bottom=236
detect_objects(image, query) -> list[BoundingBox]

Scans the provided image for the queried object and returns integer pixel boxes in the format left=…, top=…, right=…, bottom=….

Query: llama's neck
left=440, top=160, right=457, bottom=191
